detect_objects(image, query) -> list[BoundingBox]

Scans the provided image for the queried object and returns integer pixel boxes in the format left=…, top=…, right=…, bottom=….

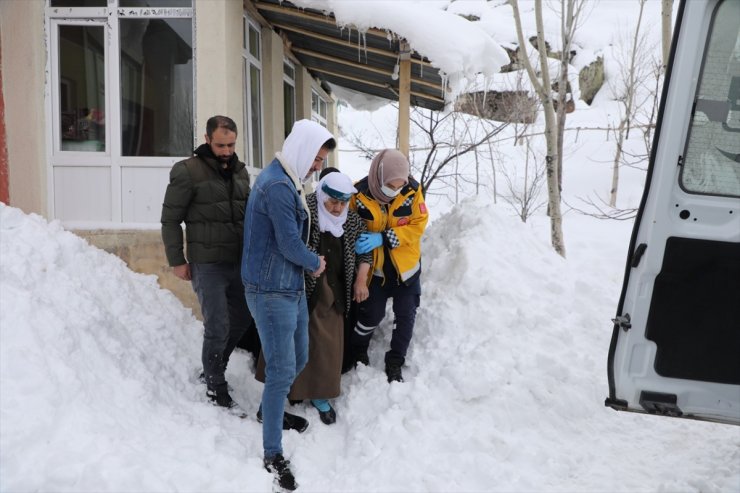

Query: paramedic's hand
left=173, top=263, right=191, bottom=281
left=355, top=232, right=383, bottom=254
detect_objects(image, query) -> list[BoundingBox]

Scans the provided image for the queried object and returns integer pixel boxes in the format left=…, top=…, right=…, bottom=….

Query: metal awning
left=252, top=0, right=447, bottom=111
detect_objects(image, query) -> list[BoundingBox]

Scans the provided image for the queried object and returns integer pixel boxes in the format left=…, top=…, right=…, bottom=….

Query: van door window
left=680, top=0, right=740, bottom=198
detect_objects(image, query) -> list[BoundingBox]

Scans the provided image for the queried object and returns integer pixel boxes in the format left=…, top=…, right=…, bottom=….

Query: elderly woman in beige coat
left=257, top=169, right=371, bottom=424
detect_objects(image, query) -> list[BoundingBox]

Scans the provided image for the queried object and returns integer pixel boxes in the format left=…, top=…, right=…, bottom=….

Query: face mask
left=381, top=184, right=401, bottom=198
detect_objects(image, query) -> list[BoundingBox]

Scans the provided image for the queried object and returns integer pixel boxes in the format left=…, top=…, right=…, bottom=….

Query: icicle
left=361, top=31, right=368, bottom=64
left=353, top=27, right=363, bottom=63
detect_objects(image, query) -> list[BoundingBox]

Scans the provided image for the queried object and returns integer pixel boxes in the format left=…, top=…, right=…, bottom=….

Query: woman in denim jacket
left=241, top=119, right=335, bottom=491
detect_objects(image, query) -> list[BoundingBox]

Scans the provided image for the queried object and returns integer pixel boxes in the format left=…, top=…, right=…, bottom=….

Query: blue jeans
left=191, top=262, right=252, bottom=393
left=246, top=290, right=309, bottom=458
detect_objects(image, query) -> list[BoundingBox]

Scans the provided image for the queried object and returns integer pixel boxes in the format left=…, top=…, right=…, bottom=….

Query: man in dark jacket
left=161, top=115, right=252, bottom=410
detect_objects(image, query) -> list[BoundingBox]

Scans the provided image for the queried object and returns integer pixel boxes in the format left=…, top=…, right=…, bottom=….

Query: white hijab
left=276, top=119, right=335, bottom=186
left=316, top=171, right=357, bottom=237
left=275, top=119, right=335, bottom=234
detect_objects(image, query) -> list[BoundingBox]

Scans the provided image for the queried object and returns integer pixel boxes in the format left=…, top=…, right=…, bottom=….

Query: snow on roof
left=290, top=0, right=510, bottom=100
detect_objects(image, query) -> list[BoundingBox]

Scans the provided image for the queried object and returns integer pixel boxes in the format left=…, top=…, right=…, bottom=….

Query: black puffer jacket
left=161, top=144, right=251, bottom=266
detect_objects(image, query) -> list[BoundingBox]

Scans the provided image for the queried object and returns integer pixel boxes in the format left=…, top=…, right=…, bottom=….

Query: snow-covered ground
left=1, top=200, right=739, bottom=492
left=2, top=0, right=740, bottom=491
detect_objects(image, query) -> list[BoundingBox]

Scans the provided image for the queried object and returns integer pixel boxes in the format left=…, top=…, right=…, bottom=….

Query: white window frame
left=311, top=89, right=329, bottom=128
left=242, top=14, right=264, bottom=173
left=310, top=87, right=332, bottom=180
left=45, top=1, right=195, bottom=228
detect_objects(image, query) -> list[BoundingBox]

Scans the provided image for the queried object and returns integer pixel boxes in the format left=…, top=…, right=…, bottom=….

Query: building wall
left=261, top=26, right=285, bottom=160
left=195, top=0, right=245, bottom=158
left=76, top=229, right=202, bottom=320
left=0, top=0, right=47, bottom=215
left=0, top=0, right=338, bottom=321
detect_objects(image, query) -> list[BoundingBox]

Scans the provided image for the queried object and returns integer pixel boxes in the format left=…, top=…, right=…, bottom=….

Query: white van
left=606, top=0, right=740, bottom=425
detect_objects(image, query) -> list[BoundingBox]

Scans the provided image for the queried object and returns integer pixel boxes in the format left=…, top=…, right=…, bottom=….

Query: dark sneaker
left=354, top=350, right=369, bottom=367
left=197, top=371, right=233, bottom=392
left=264, top=454, right=297, bottom=491
left=206, top=388, right=237, bottom=409
left=256, top=408, right=309, bottom=433
left=318, top=406, right=337, bottom=425
left=206, top=389, right=248, bottom=419
left=385, top=362, right=404, bottom=383
left=311, top=399, right=337, bottom=425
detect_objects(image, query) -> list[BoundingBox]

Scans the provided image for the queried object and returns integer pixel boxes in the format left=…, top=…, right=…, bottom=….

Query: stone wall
left=75, top=229, right=202, bottom=320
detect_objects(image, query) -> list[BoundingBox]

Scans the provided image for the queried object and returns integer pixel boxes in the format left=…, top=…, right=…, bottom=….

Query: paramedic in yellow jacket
left=349, top=149, right=429, bottom=383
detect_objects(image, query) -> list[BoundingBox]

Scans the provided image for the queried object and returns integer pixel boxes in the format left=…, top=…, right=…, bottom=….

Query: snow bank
left=1, top=202, right=738, bottom=492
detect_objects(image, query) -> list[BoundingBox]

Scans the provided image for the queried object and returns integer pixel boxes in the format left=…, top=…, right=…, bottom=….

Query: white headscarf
left=316, top=171, right=357, bottom=237
left=276, top=119, right=335, bottom=185
left=274, top=120, right=335, bottom=236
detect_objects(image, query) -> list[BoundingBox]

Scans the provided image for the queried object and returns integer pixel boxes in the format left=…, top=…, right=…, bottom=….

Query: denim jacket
left=241, top=159, right=320, bottom=294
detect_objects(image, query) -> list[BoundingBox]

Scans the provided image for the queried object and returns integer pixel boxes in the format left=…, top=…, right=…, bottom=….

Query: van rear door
left=606, top=0, right=740, bottom=425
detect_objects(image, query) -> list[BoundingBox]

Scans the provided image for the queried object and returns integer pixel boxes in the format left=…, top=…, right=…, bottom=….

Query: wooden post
left=398, top=41, right=411, bottom=158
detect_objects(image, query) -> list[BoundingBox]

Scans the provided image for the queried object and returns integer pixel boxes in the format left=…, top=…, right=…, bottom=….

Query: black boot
left=350, top=346, right=369, bottom=367
left=256, top=406, right=309, bottom=433
left=385, top=353, right=405, bottom=383
left=264, top=454, right=297, bottom=491
left=385, top=362, right=403, bottom=382
left=206, top=385, right=237, bottom=409
left=198, top=371, right=233, bottom=392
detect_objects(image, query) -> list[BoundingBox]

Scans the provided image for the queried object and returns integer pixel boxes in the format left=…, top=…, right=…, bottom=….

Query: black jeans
left=351, top=274, right=421, bottom=366
left=191, top=262, right=253, bottom=392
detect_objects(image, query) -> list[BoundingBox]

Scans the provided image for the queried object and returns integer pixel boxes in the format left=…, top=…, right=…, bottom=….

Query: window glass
left=283, top=82, right=295, bottom=138
left=50, top=0, right=106, bottom=6
left=312, top=92, right=319, bottom=113
left=119, top=0, right=192, bottom=6
left=283, top=60, right=296, bottom=139
left=283, top=61, right=295, bottom=79
left=250, top=64, right=263, bottom=168
left=249, top=25, right=260, bottom=60
left=681, top=0, right=740, bottom=197
left=311, top=89, right=328, bottom=128
left=59, top=25, right=106, bottom=152
left=119, top=18, right=193, bottom=156
left=243, top=16, right=263, bottom=169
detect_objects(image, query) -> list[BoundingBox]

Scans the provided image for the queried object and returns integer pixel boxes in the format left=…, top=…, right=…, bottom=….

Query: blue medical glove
left=355, top=232, right=383, bottom=254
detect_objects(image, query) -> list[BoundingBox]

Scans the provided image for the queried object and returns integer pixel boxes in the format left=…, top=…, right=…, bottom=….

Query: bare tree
left=608, top=0, right=658, bottom=207
left=410, top=108, right=508, bottom=195
left=344, top=106, right=508, bottom=201
left=661, top=0, right=674, bottom=72
left=502, top=133, right=547, bottom=222
left=510, top=0, right=566, bottom=257
left=567, top=194, right=638, bottom=220
left=553, top=0, right=590, bottom=199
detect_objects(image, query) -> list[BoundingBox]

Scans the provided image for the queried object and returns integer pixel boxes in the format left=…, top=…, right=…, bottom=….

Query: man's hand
left=311, top=255, right=326, bottom=278
left=173, top=263, right=191, bottom=281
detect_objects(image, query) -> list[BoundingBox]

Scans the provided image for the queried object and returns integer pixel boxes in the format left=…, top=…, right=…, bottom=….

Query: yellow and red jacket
left=350, top=176, right=429, bottom=284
